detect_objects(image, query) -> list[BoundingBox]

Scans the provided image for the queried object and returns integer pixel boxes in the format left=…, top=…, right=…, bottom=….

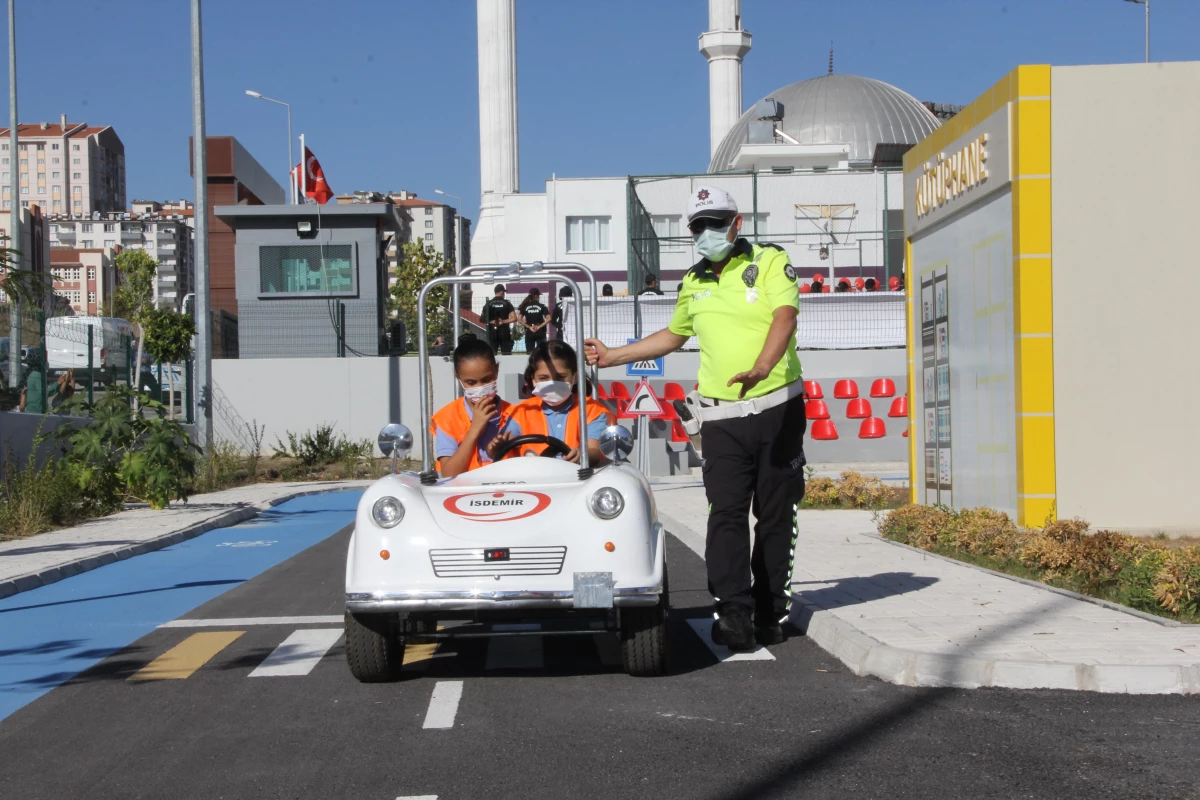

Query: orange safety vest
left=430, top=397, right=518, bottom=473
left=509, top=396, right=614, bottom=457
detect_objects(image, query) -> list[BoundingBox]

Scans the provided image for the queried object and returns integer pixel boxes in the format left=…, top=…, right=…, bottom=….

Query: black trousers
left=524, top=329, right=547, bottom=353
left=487, top=324, right=513, bottom=355
left=701, top=392, right=807, bottom=621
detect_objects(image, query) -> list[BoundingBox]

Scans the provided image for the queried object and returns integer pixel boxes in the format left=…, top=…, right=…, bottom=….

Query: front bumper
left=345, top=584, right=662, bottom=613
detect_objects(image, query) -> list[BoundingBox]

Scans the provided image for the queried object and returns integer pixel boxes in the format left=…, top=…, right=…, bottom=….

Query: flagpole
left=299, top=133, right=307, bottom=200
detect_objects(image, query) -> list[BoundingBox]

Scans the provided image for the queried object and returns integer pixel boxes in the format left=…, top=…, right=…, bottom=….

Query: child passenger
left=430, top=337, right=522, bottom=477
left=507, top=341, right=614, bottom=464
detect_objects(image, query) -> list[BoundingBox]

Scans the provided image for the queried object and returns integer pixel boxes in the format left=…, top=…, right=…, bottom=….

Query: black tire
left=620, top=561, right=670, bottom=677
left=344, top=611, right=406, bottom=683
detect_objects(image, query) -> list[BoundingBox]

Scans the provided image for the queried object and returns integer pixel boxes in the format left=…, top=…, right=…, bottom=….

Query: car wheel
left=620, top=561, right=670, bottom=677
left=344, top=611, right=406, bottom=683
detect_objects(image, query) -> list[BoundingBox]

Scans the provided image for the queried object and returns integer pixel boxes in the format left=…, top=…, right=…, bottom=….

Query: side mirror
left=378, top=423, right=413, bottom=470
left=598, top=424, right=634, bottom=463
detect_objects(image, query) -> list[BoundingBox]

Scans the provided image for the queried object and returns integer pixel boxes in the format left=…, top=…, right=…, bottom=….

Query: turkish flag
left=292, top=147, right=334, bottom=204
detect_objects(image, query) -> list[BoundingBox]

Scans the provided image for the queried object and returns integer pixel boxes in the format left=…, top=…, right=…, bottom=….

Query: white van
left=44, top=316, right=133, bottom=385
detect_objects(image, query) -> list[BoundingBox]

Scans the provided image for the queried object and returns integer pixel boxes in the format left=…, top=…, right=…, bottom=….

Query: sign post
left=623, top=378, right=665, bottom=474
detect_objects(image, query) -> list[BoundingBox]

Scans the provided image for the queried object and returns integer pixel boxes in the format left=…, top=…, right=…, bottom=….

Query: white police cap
left=687, top=185, right=739, bottom=222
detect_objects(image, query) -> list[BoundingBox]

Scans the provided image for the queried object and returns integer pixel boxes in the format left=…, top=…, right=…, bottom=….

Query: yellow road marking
left=129, top=631, right=245, bottom=681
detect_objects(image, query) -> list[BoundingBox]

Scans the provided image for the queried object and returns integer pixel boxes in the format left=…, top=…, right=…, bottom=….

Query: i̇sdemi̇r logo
left=443, top=491, right=551, bottom=522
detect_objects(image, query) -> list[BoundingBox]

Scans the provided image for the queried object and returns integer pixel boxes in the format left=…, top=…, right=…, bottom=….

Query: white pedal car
left=343, top=263, right=669, bottom=681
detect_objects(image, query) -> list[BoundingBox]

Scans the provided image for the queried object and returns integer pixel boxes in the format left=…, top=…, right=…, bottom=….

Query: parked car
left=44, top=316, right=133, bottom=386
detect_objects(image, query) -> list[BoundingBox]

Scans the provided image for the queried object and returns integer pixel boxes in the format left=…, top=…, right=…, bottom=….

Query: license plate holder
left=574, top=572, right=614, bottom=608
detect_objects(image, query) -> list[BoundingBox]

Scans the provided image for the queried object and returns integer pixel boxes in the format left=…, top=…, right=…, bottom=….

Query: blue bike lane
left=0, top=490, right=361, bottom=723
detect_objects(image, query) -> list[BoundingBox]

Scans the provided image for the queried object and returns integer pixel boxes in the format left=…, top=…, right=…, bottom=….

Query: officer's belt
left=694, top=380, right=805, bottom=422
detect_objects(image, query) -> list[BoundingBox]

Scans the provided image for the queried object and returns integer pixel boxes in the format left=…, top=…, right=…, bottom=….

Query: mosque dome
left=709, top=73, right=942, bottom=172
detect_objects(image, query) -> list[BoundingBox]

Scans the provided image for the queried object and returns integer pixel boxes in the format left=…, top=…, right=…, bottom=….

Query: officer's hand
left=583, top=339, right=609, bottom=368
left=486, top=430, right=512, bottom=459
left=728, top=365, right=771, bottom=399
left=563, top=446, right=581, bottom=464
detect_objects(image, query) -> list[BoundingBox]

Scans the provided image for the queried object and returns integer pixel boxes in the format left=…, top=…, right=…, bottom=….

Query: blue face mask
left=694, top=225, right=735, bottom=261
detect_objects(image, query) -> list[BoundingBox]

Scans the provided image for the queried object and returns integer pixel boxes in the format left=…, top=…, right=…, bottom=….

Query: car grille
left=429, top=546, right=568, bottom=578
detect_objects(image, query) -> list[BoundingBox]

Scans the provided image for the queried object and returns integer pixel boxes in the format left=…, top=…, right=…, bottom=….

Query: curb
left=657, top=506, right=1200, bottom=695
left=0, top=483, right=366, bottom=600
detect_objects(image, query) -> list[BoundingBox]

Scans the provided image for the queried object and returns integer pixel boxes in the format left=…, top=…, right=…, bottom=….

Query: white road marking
left=485, top=623, right=544, bottom=670
left=249, top=629, right=343, bottom=677
left=422, top=681, right=464, bottom=730
left=687, top=619, right=776, bottom=662
left=159, top=616, right=343, bottom=628
left=396, top=796, right=438, bottom=799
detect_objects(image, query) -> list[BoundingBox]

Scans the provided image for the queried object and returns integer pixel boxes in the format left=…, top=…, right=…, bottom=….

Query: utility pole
left=6, top=0, right=19, bottom=389
left=190, top=0, right=213, bottom=452
left=1125, top=0, right=1150, bottom=62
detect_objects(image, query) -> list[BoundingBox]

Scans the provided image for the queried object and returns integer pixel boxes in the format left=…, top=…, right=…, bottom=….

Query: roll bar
left=457, top=261, right=600, bottom=398
left=417, top=266, right=590, bottom=482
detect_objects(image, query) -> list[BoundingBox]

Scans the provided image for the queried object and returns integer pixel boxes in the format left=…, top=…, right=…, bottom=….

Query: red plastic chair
left=799, top=283, right=811, bottom=294
left=846, top=398, right=872, bottom=419
left=854, top=277, right=865, bottom=291
left=596, top=383, right=611, bottom=400
left=670, top=420, right=690, bottom=443
left=803, top=380, right=823, bottom=399
left=888, top=396, right=908, bottom=418
left=810, top=419, right=839, bottom=440
left=888, top=276, right=900, bottom=291
left=870, top=378, right=896, bottom=398
left=902, top=428, right=909, bottom=438
left=858, top=418, right=886, bottom=439
left=610, top=382, right=631, bottom=400
left=805, top=400, right=830, bottom=420
left=833, top=379, right=859, bottom=399
left=663, top=383, right=686, bottom=402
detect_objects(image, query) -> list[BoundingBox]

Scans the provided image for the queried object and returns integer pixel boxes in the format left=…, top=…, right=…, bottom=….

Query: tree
left=112, top=250, right=158, bottom=408
left=388, top=241, right=452, bottom=347
left=141, top=307, right=195, bottom=419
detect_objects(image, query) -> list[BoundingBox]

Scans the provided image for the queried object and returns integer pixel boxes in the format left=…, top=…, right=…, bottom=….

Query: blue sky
left=3, top=0, right=1196, bottom=222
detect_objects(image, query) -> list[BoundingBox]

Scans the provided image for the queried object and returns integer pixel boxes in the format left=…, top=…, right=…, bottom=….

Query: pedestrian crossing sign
left=625, top=338, right=665, bottom=376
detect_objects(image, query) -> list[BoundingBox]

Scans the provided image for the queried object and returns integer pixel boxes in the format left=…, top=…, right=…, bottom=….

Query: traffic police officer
left=585, top=185, right=805, bottom=651
left=483, top=284, right=516, bottom=355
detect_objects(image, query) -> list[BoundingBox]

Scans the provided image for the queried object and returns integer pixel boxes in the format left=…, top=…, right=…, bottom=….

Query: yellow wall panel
left=1018, top=497, right=1056, bottom=528
left=1016, top=415, right=1057, bottom=491
left=1013, top=99, right=1052, bottom=176
left=1014, top=337, right=1055, bottom=414
left=1013, top=64, right=1052, bottom=99
left=1012, top=179, right=1052, bottom=255
left=1013, top=258, right=1053, bottom=335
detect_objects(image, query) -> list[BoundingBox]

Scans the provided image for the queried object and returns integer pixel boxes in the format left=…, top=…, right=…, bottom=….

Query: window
left=71, top=144, right=80, bottom=151
left=258, top=244, right=354, bottom=296
left=425, top=220, right=434, bottom=228
left=103, top=223, right=114, bottom=232
left=73, top=172, right=81, bottom=179
left=35, top=143, right=43, bottom=151
left=1, top=158, right=6, bottom=165
left=565, top=216, right=611, bottom=252
left=73, top=201, right=81, bottom=210
left=19, top=187, right=26, bottom=194
left=72, top=159, right=80, bottom=166
left=87, top=267, right=95, bottom=280
left=1, top=143, right=6, bottom=150
left=73, top=186, right=81, bottom=196
left=50, top=171, right=59, bottom=179
left=81, top=240, right=92, bottom=248
left=88, top=291, right=95, bottom=304
left=52, top=201, right=60, bottom=212
left=51, top=143, right=59, bottom=150
left=81, top=223, right=93, bottom=232
left=103, top=239, right=115, bottom=248
left=19, top=158, right=26, bottom=166
left=424, top=206, right=433, bottom=215
left=1, top=173, right=6, bottom=180
left=51, top=157, right=59, bottom=165
left=650, top=214, right=684, bottom=251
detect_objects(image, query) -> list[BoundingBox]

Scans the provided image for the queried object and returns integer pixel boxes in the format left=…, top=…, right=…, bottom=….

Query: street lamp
left=245, top=90, right=294, bottom=203
left=1124, top=0, right=1150, bottom=63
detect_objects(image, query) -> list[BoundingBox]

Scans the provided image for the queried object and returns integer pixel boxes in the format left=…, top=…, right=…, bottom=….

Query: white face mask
left=462, top=381, right=497, bottom=401
left=694, top=225, right=735, bottom=261
left=532, top=380, right=572, bottom=406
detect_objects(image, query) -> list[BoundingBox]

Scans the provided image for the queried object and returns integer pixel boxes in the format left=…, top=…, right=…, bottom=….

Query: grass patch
left=879, top=505, right=1200, bottom=624
left=802, top=469, right=907, bottom=511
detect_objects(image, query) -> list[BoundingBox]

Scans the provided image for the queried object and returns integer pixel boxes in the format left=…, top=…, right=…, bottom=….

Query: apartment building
left=49, top=247, right=117, bottom=316
left=335, top=191, right=469, bottom=285
left=0, top=115, right=126, bottom=215
left=48, top=206, right=194, bottom=310
left=0, top=203, right=51, bottom=303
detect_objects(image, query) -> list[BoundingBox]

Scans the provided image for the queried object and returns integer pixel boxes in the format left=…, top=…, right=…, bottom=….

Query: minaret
left=699, top=0, right=752, bottom=160
left=472, top=0, right=519, bottom=263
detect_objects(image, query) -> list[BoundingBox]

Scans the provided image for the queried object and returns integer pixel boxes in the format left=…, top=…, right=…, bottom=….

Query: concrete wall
left=0, top=411, right=85, bottom=477
left=211, top=348, right=907, bottom=466
left=1051, top=62, right=1200, bottom=532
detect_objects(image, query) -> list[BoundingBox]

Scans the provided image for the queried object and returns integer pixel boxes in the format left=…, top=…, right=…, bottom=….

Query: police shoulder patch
left=784, top=264, right=797, bottom=282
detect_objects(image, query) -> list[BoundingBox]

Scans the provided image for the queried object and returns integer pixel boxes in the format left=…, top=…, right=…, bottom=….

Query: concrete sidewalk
left=654, top=485, right=1200, bottom=695
left=0, top=480, right=370, bottom=599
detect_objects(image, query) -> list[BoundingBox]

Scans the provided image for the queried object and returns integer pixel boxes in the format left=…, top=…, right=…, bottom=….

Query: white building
left=0, top=116, right=125, bottom=215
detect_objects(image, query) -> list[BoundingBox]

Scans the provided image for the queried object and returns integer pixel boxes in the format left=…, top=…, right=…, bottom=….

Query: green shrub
left=801, top=470, right=904, bottom=510
left=0, top=441, right=84, bottom=538
left=273, top=424, right=372, bottom=470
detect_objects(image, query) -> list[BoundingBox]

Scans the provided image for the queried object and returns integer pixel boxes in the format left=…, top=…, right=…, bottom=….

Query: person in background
left=507, top=340, right=613, bottom=465
left=864, top=278, right=878, bottom=292
left=429, top=335, right=450, bottom=357
left=602, top=284, right=614, bottom=297
left=811, top=276, right=825, bottom=294
left=430, top=338, right=521, bottom=477
left=640, top=274, right=664, bottom=295
left=518, top=288, right=550, bottom=353
left=551, top=286, right=572, bottom=341
left=482, top=284, right=516, bottom=355
left=835, top=278, right=851, bottom=293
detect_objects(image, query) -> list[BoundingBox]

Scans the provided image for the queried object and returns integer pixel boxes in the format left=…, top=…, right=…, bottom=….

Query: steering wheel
left=491, top=434, right=573, bottom=460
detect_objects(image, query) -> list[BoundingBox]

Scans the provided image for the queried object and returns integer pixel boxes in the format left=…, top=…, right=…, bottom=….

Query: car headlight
left=590, top=487, right=624, bottom=520
left=372, top=496, right=405, bottom=528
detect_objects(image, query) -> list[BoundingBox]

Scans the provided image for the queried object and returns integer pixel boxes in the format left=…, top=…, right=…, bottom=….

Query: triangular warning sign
left=626, top=379, right=664, bottom=417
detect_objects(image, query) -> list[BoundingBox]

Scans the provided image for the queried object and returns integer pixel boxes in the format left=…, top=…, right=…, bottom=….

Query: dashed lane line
left=129, top=631, right=246, bottom=681
left=159, top=616, right=343, bottom=628
left=686, top=619, right=777, bottom=662
left=249, top=629, right=343, bottom=677
left=422, top=681, right=464, bottom=730
left=396, top=796, right=438, bottom=799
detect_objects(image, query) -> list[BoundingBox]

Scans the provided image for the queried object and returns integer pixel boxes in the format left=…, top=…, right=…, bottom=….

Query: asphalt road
left=2, top=496, right=1200, bottom=799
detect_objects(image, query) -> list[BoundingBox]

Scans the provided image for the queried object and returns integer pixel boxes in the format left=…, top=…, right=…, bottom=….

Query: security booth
left=903, top=62, right=1200, bottom=533
left=216, top=204, right=410, bottom=359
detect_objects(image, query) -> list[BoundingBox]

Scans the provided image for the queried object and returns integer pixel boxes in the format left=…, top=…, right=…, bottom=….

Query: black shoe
left=712, top=608, right=756, bottom=652
left=755, top=621, right=785, bottom=646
